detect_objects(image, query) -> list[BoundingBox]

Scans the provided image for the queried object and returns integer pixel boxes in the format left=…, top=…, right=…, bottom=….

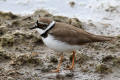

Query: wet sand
left=0, top=10, right=120, bottom=80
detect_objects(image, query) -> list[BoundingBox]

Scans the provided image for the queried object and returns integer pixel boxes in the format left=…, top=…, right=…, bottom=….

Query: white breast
left=42, top=34, right=81, bottom=52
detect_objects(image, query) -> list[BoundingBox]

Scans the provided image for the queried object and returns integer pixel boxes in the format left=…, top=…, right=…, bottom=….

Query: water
left=0, top=0, right=120, bottom=35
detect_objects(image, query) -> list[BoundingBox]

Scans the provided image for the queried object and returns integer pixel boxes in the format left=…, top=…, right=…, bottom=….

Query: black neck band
left=41, top=22, right=55, bottom=38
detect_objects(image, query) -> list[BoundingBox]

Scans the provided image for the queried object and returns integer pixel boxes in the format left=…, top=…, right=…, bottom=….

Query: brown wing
left=49, top=22, right=95, bottom=45
left=49, top=22, right=113, bottom=45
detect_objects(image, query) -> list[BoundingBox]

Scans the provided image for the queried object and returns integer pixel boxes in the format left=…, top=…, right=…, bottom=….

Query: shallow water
left=0, top=0, right=120, bottom=36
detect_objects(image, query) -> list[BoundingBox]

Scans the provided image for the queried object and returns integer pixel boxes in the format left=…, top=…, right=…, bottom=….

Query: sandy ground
left=0, top=10, right=120, bottom=80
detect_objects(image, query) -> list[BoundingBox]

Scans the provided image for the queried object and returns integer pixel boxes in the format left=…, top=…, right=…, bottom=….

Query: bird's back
left=49, top=22, right=113, bottom=45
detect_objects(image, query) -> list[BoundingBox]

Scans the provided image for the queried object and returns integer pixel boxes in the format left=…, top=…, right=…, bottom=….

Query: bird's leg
left=66, top=51, right=76, bottom=70
left=51, top=53, right=63, bottom=72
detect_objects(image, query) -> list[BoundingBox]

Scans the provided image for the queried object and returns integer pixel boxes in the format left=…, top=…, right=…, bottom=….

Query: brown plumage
left=36, top=17, right=114, bottom=45
left=49, top=22, right=113, bottom=45
left=31, top=17, right=114, bottom=72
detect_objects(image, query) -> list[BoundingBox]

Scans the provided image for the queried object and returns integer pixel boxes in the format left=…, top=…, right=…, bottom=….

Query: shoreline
left=0, top=10, right=120, bottom=80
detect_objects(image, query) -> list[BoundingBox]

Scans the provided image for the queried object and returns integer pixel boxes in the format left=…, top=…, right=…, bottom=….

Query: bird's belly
left=42, top=35, right=81, bottom=52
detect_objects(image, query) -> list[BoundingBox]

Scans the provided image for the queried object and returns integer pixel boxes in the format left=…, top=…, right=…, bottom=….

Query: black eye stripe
left=34, top=21, right=49, bottom=30
left=40, top=26, right=47, bottom=30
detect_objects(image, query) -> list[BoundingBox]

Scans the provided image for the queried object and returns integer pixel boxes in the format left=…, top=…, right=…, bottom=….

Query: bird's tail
left=90, top=35, right=116, bottom=42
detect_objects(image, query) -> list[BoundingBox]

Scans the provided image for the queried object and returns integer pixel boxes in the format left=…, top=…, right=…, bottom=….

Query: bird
left=30, top=17, right=113, bottom=72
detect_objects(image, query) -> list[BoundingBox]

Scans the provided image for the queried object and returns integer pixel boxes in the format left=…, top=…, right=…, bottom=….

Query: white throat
left=35, top=21, right=55, bottom=35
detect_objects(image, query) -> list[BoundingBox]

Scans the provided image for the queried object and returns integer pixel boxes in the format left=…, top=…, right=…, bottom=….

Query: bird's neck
left=36, top=21, right=56, bottom=38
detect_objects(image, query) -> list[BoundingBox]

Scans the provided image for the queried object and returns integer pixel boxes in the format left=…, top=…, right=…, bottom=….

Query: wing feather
left=49, top=22, right=93, bottom=45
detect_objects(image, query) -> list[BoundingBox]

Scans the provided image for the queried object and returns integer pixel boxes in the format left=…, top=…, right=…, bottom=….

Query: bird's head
left=30, top=18, right=53, bottom=34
